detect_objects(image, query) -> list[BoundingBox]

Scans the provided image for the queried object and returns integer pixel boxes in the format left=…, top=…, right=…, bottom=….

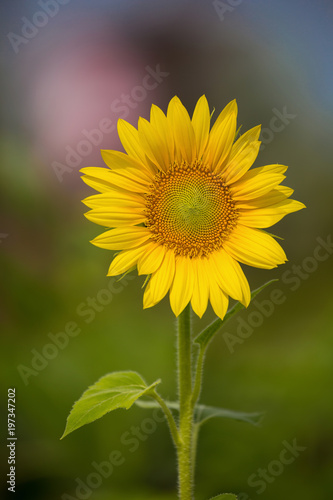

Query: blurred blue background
left=1, top=1, right=333, bottom=499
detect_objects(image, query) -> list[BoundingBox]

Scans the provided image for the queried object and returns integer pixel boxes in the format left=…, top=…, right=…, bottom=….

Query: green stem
left=177, top=304, right=194, bottom=500
left=191, top=423, right=200, bottom=480
left=150, top=391, right=181, bottom=448
left=191, top=346, right=205, bottom=409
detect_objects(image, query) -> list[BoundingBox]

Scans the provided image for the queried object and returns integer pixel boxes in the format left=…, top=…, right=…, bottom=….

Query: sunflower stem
left=191, top=422, right=200, bottom=480
left=177, top=304, right=194, bottom=500
left=191, top=346, right=205, bottom=409
left=149, top=391, right=182, bottom=448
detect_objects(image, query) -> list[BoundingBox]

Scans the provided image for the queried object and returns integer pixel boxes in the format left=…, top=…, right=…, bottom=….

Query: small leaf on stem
left=61, top=371, right=160, bottom=439
left=194, top=403, right=264, bottom=427
left=136, top=400, right=263, bottom=426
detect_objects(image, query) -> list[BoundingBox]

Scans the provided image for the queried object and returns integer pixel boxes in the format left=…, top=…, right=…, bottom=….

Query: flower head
left=81, top=96, right=305, bottom=319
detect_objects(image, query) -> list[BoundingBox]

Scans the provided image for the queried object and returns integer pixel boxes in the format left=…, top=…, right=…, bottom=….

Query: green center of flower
left=145, top=161, right=238, bottom=257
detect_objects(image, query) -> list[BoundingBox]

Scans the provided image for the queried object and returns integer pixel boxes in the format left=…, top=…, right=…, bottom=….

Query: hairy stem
left=191, top=346, right=205, bottom=409
left=150, top=391, right=181, bottom=447
left=177, top=304, right=194, bottom=500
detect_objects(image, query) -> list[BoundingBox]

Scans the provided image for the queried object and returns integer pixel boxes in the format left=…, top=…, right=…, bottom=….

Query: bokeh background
left=1, top=1, right=333, bottom=499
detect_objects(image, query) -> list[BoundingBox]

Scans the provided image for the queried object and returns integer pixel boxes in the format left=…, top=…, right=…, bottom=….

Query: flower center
left=145, top=161, right=238, bottom=258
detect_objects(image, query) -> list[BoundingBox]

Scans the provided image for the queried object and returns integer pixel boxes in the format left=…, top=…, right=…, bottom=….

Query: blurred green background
left=1, top=1, right=333, bottom=499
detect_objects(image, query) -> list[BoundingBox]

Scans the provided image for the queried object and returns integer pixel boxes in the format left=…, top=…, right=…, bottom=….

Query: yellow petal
left=169, top=256, right=195, bottom=316
left=238, top=199, right=306, bottom=228
left=230, top=171, right=286, bottom=200
left=210, top=250, right=250, bottom=306
left=203, top=100, right=237, bottom=173
left=209, top=279, right=229, bottom=320
left=191, top=258, right=210, bottom=318
left=276, top=185, right=293, bottom=197
left=138, top=117, right=170, bottom=172
left=224, top=225, right=287, bottom=269
left=224, top=126, right=261, bottom=184
left=91, top=227, right=151, bottom=250
left=80, top=167, right=118, bottom=193
left=229, top=124, right=261, bottom=158
left=247, top=164, right=288, bottom=175
left=104, top=169, right=151, bottom=193
left=108, top=246, right=148, bottom=276
left=191, top=95, right=210, bottom=159
left=137, top=242, right=166, bottom=275
left=209, top=99, right=237, bottom=134
left=150, top=104, right=174, bottom=165
left=224, top=141, right=261, bottom=185
left=101, top=149, right=154, bottom=178
left=117, top=119, right=143, bottom=159
left=117, top=119, right=156, bottom=175
left=80, top=166, right=150, bottom=194
left=84, top=208, right=146, bottom=227
left=235, top=186, right=294, bottom=209
left=143, top=249, right=175, bottom=308
left=82, top=191, right=145, bottom=209
left=167, top=96, right=196, bottom=163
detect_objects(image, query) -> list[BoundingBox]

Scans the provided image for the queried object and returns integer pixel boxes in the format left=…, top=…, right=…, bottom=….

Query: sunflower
left=81, top=96, right=304, bottom=319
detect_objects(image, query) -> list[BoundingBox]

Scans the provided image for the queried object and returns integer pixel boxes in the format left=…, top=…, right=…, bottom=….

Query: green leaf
left=61, top=371, right=160, bottom=439
left=209, top=494, right=238, bottom=500
left=194, top=279, right=278, bottom=349
left=135, top=400, right=263, bottom=426
left=194, top=403, right=264, bottom=427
